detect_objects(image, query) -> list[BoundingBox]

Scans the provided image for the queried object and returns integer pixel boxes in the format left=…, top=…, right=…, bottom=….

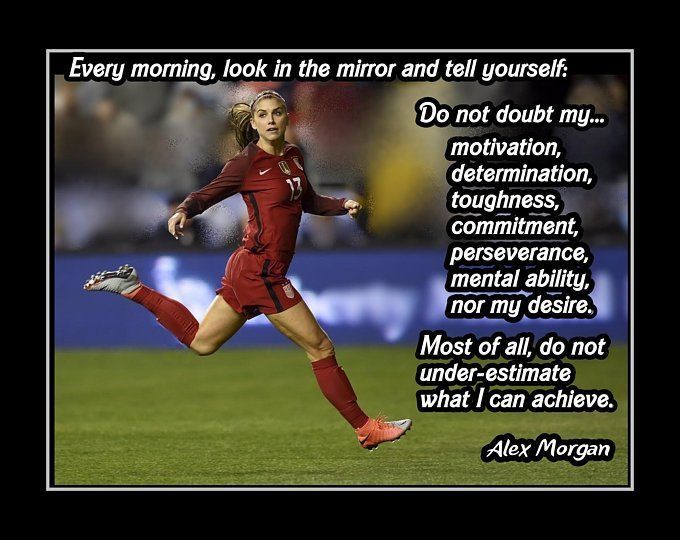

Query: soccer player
left=84, top=89, right=411, bottom=451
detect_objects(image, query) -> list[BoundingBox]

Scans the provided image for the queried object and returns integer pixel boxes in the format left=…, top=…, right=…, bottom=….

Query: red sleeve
left=302, top=180, right=348, bottom=216
left=298, top=151, right=348, bottom=215
left=175, top=154, right=249, bottom=218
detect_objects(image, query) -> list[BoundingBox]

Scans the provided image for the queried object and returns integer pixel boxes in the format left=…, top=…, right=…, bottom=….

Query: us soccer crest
left=278, top=161, right=292, bottom=175
left=292, top=157, right=303, bottom=171
left=282, top=281, right=295, bottom=299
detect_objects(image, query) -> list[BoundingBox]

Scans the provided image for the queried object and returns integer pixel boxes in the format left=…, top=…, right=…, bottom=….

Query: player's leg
left=266, top=300, right=334, bottom=361
left=267, top=301, right=367, bottom=427
left=84, top=264, right=246, bottom=355
left=266, top=301, right=411, bottom=449
left=189, top=295, right=247, bottom=356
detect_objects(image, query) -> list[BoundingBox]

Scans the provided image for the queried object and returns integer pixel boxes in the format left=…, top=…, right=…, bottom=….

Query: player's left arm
left=299, top=157, right=362, bottom=218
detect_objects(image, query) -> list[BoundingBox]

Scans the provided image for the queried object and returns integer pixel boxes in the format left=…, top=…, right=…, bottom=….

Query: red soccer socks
left=311, top=355, right=369, bottom=429
left=128, top=285, right=199, bottom=347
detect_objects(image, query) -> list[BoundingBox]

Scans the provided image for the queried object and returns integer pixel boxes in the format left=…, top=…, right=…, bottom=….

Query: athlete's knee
left=307, top=335, right=334, bottom=361
left=189, top=324, right=234, bottom=356
left=189, top=337, right=219, bottom=357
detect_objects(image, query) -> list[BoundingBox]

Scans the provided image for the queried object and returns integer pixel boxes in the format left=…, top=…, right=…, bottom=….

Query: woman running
left=84, top=89, right=411, bottom=451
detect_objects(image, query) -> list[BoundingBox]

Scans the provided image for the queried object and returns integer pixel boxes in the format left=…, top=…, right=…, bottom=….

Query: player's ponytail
left=228, top=102, right=257, bottom=151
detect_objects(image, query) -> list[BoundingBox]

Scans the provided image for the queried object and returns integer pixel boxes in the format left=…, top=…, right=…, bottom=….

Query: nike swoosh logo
left=259, top=168, right=272, bottom=175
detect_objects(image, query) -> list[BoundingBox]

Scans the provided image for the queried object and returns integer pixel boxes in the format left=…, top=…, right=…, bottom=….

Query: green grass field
left=54, top=346, right=629, bottom=486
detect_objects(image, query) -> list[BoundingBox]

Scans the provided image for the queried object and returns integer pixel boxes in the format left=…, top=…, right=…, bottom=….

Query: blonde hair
left=228, top=90, right=287, bottom=150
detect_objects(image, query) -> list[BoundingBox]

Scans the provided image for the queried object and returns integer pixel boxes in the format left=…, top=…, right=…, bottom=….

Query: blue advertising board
left=55, top=248, right=628, bottom=348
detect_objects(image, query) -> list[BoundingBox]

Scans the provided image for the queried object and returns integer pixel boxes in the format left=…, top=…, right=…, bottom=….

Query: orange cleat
left=355, top=415, right=412, bottom=451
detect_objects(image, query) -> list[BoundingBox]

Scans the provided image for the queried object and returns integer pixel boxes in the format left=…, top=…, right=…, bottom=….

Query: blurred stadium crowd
left=54, top=76, right=628, bottom=253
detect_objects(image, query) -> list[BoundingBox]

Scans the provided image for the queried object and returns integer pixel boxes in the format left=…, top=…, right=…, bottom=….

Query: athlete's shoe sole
left=83, top=264, right=141, bottom=296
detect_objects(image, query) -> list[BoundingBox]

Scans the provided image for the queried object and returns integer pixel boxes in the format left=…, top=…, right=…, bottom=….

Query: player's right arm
left=169, top=154, right=249, bottom=239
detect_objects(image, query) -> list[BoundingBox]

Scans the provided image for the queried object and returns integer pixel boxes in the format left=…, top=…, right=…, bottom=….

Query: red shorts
left=216, top=247, right=302, bottom=319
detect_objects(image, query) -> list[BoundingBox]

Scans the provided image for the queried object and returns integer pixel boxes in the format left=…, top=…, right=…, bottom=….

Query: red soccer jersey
left=176, top=142, right=348, bottom=263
